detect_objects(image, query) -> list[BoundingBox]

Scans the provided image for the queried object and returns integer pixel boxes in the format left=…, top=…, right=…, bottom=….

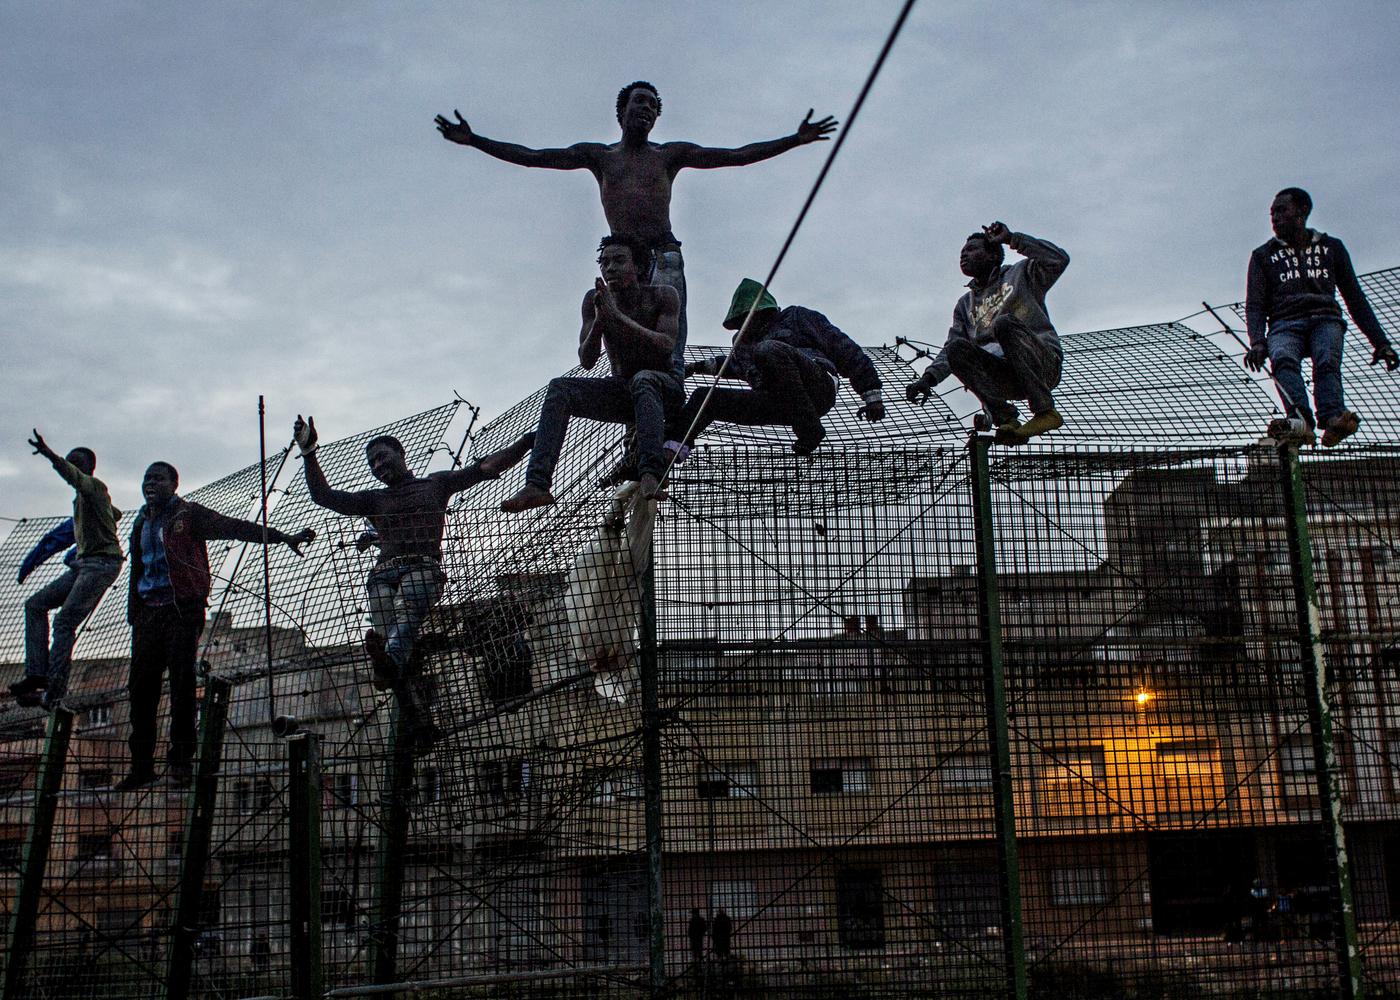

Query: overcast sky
left=3, top=1, right=1398, bottom=519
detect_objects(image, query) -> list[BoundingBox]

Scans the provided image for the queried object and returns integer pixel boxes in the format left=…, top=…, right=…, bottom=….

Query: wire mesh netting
left=0, top=268, right=1398, bottom=998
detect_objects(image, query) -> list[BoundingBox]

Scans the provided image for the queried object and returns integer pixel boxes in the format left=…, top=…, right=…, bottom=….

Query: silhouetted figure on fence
left=250, top=931, right=270, bottom=973
left=435, top=82, right=837, bottom=380
left=674, top=279, right=885, bottom=457
left=119, top=462, right=314, bottom=791
left=13, top=433, right=123, bottom=710
left=907, top=223, right=1070, bottom=444
left=295, top=417, right=532, bottom=740
left=501, top=237, right=681, bottom=512
left=712, top=907, right=733, bottom=959
left=1243, top=186, right=1397, bottom=447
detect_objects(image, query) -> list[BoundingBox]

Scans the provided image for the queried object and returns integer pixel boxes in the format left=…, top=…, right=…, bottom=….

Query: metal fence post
left=969, top=435, right=1029, bottom=1000
left=162, top=676, right=232, bottom=1000
left=640, top=556, right=665, bottom=997
left=1, top=707, right=73, bottom=1000
left=287, top=731, right=324, bottom=1000
left=369, top=707, right=413, bottom=989
left=1277, top=444, right=1364, bottom=999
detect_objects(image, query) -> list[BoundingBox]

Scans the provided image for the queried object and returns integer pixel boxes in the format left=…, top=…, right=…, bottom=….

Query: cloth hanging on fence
left=563, top=482, right=656, bottom=702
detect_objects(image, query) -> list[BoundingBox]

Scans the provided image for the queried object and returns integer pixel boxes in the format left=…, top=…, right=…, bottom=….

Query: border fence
left=1, top=268, right=1400, bottom=999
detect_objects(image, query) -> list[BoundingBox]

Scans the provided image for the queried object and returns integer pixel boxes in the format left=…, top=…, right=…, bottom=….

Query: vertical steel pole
left=1, top=708, right=73, bottom=1000
left=162, top=677, right=232, bottom=1000
left=287, top=732, right=324, bottom=1000
left=1278, top=444, right=1363, bottom=998
left=369, top=707, right=413, bottom=989
left=640, top=557, right=666, bottom=996
left=258, top=396, right=277, bottom=726
left=968, top=436, right=1028, bottom=1000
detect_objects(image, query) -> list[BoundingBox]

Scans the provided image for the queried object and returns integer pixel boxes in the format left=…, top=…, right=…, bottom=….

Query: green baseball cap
left=723, top=278, right=779, bottom=330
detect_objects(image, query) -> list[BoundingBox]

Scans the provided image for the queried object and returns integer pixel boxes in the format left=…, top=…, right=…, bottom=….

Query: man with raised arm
left=1243, top=186, right=1398, bottom=447
left=121, top=461, right=315, bottom=791
left=12, top=432, right=123, bottom=710
left=501, top=236, right=681, bottom=513
left=294, top=416, right=533, bottom=699
left=675, top=278, right=885, bottom=456
left=906, top=223, right=1071, bottom=445
left=435, top=81, right=837, bottom=378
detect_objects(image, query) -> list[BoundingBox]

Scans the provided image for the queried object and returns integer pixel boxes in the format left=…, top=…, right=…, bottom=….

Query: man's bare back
left=435, top=82, right=835, bottom=243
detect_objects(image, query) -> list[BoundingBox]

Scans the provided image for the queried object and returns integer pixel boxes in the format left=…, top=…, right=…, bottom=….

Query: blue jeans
left=650, top=248, right=687, bottom=381
left=1267, top=317, right=1345, bottom=427
left=24, top=555, right=122, bottom=700
left=366, top=559, right=445, bottom=672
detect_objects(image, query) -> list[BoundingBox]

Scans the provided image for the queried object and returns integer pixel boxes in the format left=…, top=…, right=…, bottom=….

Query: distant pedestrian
left=688, top=907, right=708, bottom=966
left=712, top=907, right=733, bottom=959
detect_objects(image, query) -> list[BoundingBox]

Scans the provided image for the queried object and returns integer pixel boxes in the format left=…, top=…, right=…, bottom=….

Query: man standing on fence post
left=1243, top=186, right=1398, bottom=447
left=13, top=433, right=123, bottom=711
left=435, top=82, right=837, bottom=381
left=119, top=461, right=315, bottom=791
left=906, top=223, right=1070, bottom=445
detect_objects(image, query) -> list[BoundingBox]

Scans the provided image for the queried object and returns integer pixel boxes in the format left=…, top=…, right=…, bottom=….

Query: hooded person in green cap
left=673, top=278, right=884, bottom=456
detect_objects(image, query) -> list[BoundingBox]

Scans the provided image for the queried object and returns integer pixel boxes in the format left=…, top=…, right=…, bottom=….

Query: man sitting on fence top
left=295, top=416, right=532, bottom=698
left=501, top=236, right=682, bottom=513
left=12, top=432, right=123, bottom=711
left=906, top=223, right=1070, bottom=445
left=1243, top=186, right=1398, bottom=447
left=120, top=461, right=315, bottom=791
left=672, top=278, right=885, bottom=457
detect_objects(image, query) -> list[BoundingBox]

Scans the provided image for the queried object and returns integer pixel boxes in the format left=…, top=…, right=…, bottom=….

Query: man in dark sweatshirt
left=1244, top=187, right=1397, bottom=447
left=674, top=278, right=885, bottom=456
left=906, top=223, right=1070, bottom=444
left=13, top=432, right=123, bottom=709
left=121, top=461, right=315, bottom=790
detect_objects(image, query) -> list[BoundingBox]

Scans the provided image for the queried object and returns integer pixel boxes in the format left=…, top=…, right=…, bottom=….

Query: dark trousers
left=527, top=371, right=683, bottom=488
left=946, top=314, right=1062, bottom=424
left=678, top=340, right=836, bottom=443
left=129, top=605, right=204, bottom=774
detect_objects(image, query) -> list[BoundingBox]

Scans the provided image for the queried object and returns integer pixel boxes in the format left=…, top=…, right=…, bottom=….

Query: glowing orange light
left=1135, top=690, right=1154, bottom=707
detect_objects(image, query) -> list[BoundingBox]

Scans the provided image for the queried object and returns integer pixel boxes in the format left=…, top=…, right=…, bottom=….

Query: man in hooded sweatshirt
left=13, top=432, right=123, bottom=710
left=673, top=279, right=885, bottom=456
left=1243, top=186, right=1397, bottom=447
left=906, top=222, right=1070, bottom=444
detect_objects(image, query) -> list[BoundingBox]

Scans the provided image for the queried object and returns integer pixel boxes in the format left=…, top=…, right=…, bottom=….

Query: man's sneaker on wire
left=364, top=629, right=397, bottom=691
left=992, top=418, right=1025, bottom=445
left=663, top=439, right=691, bottom=465
left=1268, top=416, right=1316, bottom=447
left=9, top=676, right=46, bottom=699
left=1321, top=410, right=1361, bottom=448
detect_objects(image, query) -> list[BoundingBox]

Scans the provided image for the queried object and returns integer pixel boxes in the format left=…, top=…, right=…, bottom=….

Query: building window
left=168, top=830, right=184, bottom=860
left=418, top=766, right=442, bottom=803
left=477, top=759, right=528, bottom=802
left=76, top=832, right=113, bottom=863
left=1037, top=746, right=1106, bottom=784
left=939, top=752, right=991, bottom=790
left=708, top=880, right=758, bottom=920
left=0, top=837, right=23, bottom=867
left=810, top=758, right=871, bottom=795
left=697, top=762, right=757, bottom=800
left=235, top=780, right=252, bottom=815
left=78, top=768, right=114, bottom=790
left=254, top=777, right=276, bottom=811
left=836, top=868, right=886, bottom=950
left=82, top=704, right=113, bottom=730
left=324, top=773, right=358, bottom=808
left=1280, top=734, right=1316, bottom=802
left=1051, top=867, right=1110, bottom=906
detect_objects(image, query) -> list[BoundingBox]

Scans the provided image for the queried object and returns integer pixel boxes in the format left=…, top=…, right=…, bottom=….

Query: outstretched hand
left=27, top=429, right=52, bottom=458
left=906, top=377, right=933, bottom=406
left=796, top=110, right=838, bottom=144
left=1373, top=344, right=1400, bottom=372
left=434, top=110, right=473, bottom=145
left=982, top=222, right=1013, bottom=245
left=285, top=528, right=315, bottom=557
left=1244, top=344, right=1269, bottom=373
left=293, top=415, right=319, bottom=457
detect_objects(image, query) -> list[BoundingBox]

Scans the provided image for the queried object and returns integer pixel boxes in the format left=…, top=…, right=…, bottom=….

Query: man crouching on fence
left=501, top=235, right=683, bottom=512
left=907, top=222, right=1070, bottom=445
left=295, top=416, right=532, bottom=743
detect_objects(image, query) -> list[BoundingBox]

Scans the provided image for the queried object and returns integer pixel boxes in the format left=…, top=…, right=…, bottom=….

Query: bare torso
left=589, top=142, right=679, bottom=244
left=584, top=284, right=677, bottom=377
